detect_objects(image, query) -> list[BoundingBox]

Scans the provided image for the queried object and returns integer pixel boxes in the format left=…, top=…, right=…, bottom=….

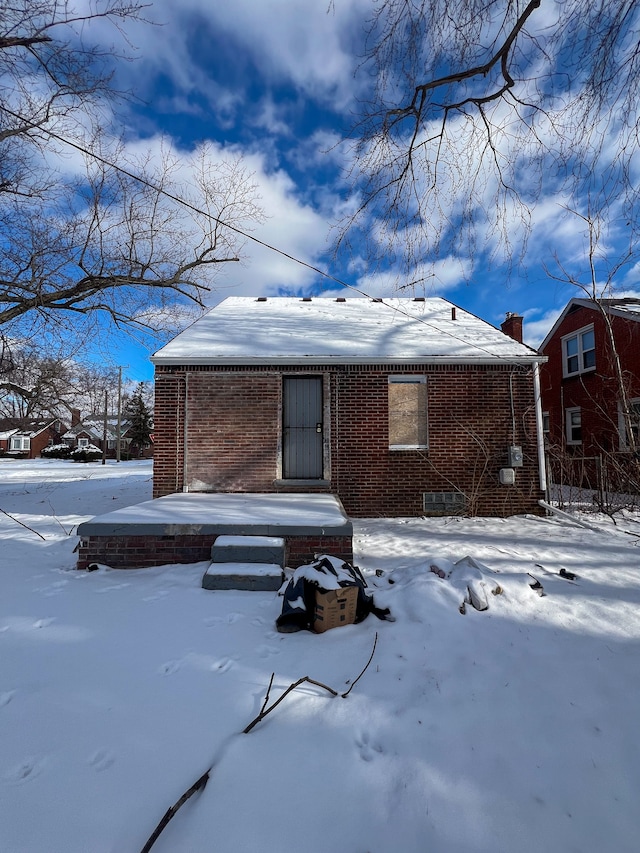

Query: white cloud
left=521, top=307, right=564, bottom=349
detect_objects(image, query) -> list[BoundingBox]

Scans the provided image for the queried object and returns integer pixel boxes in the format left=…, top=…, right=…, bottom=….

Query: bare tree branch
left=341, top=0, right=640, bottom=277
left=0, top=3, right=262, bottom=348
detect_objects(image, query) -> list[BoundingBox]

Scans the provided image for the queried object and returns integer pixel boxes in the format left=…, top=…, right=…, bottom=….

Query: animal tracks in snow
left=35, top=580, right=67, bottom=597
left=210, top=656, right=235, bottom=673
left=256, top=642, right=281, bottom=659
left=0, top=689, right=16, bottom=708
left=32, top=617, right=55, bottom=629
left=158, top=659, right=181, bottom=676
left=88, top=749, right=115, bottom=772
left=158, top=654, right=238, bottom=676
left=203, top=611, right=244, bottom=628
left=355, top=732, right=384, bottom=762
left=5, top=757, right=46, bottom=785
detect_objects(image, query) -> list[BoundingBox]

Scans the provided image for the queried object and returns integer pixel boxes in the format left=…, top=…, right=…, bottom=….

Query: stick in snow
left=243, top=676, right=338, bottom=734
left=342, top=632, right=378, bottom=698
left=140, top=770, right=211, bottom=853
left=139, top=634, right=379, bottom=852
left=0, top=507, right=46, bottom=540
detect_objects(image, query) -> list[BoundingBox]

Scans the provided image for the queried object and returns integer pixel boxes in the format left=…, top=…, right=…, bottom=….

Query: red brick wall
left=77, top=532, right=352, bottom=570
left=185, top=372, right=280, bottom=491
left=154, top=363, right=543, bottom=517
left=153, top=373, right=185, bottom=496
left=540, top=306, right=640, bottom=454
left=330, top=365, right=540, bottom=516
left=30, top=427, right=59, bottom=459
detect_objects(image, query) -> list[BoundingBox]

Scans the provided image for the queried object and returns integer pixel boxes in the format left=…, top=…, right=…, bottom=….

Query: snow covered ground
left=1, top=459, right=640, bottom=853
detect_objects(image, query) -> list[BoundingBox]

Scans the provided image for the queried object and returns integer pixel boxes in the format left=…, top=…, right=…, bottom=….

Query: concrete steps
left=202, top=535, right=285, bottom=591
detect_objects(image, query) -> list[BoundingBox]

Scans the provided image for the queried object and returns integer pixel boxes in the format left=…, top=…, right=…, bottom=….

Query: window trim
left=542, top=411, right=550, bottom=434
left=565, top=407, right=582, bottom=445
left=618, top=397, right=640, bottom=451
left=10, top=435, right=30, bottom=451
left=388, top=375, right=428, bottom=450
left=561, top=324, right=596, bottom=378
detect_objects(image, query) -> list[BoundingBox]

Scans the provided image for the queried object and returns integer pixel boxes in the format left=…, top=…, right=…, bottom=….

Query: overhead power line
left=1, top=105, right=539, bottom=366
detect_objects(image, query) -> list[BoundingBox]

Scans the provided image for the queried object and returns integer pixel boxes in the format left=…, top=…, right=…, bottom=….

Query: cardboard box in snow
left=313, top=585, right=358, bottom=633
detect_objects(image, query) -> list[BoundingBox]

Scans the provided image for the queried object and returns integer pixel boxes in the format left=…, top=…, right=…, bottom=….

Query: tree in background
left=0, top=345, right=119, bottom=421
left=122, top=382, right=153, bottom=452
left=342, top=1, right=640, bottom=279
left=0, top=1, right=263, bottom=351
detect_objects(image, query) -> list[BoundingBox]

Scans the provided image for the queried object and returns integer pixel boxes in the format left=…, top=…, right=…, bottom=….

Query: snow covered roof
left=62, top=418, right=129, bottom=442
left=0, top=418, right=62, bottom=438
left=152, top=297, right=543, bottom=366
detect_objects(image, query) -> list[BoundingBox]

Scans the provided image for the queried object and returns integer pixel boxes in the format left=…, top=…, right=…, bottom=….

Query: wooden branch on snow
left=342, top=632, right=378, bottom=698
left=140, top=770, right=211, bottom=853
left=0, top=507, right=46, bottom=540
left=140, top=635, right=379, bottom=852
left=243, top=676, right=338, bottom=734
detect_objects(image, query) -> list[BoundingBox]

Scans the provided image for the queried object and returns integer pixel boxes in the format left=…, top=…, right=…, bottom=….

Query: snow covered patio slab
left=76, top=492, right=353, bottom=569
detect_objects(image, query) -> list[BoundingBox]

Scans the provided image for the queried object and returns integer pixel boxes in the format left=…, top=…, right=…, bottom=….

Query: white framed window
left=619, top=398, right=640, bottom=450
left=565, top=407, right=582, bottom=445
left=388, top=376, right=428, bottom=449
left=10, top=436, right=30, bottom=451
left=78, top=437, right=89, bottom=448
left=542, top=411, right=550, bottom=434
left=562, top=325, right=595, bottom=377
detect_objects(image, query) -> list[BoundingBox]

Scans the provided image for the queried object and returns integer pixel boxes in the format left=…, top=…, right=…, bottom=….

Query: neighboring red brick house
left=62, top=416, right=134, bottom=458
left=539, top=297, right=640, bottom=488
left=0, top=418, right=66, bottom=458
left=151, top=297, right=548, bottom=517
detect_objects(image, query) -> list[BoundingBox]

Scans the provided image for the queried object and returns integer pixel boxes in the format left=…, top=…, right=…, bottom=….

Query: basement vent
left=423, top=491, right=466, bottom=515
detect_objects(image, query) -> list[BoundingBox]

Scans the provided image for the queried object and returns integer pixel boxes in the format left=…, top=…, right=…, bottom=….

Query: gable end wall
left=540, top=306, right=640, bottom=453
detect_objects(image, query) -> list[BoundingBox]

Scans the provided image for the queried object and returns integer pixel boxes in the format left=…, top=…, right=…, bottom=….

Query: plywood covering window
left=388, top=376, right=428, bottom=449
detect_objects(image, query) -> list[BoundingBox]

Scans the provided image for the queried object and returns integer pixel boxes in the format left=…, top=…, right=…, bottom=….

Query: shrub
left=71, top=444, right=102, bottom=463
left=41, top=444, right=72, bottom=459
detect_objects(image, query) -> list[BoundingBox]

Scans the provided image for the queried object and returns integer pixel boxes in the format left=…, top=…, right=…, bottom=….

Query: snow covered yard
left=1, top=459, right=640, bottom=853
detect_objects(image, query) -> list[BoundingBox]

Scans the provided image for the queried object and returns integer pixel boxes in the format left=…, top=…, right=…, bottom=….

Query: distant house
left=151, top=296, right=548, bottom=517
left=539, top=297, right=640, bottom=488
left=0, top=418, right=66, bottom=459
left=62, top=416, right=132, bottom=458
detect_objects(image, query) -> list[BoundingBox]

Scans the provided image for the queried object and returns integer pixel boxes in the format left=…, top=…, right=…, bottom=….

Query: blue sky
left=74, top=0, right=640, bottom=383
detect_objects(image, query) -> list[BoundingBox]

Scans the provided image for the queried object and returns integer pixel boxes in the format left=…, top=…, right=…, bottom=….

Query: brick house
left=539, top=297, right=640, bottom=489
left=151, top=297, right=548, bottom=517
left=62, top=414, right=136, bottom=458
left=0, top=418, right=66, bottom=458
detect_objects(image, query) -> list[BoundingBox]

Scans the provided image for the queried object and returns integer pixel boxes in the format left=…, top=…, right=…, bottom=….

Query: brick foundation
left=77, top=532, right=353, bottom=570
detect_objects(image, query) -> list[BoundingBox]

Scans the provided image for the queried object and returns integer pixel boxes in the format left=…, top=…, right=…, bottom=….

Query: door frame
left=279, top=373, right=330, bottom=481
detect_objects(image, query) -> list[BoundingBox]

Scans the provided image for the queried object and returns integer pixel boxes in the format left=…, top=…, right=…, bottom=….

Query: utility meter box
left=499, top=468, right=516, bottom=485
left=507, top=445, right=523, bottom=467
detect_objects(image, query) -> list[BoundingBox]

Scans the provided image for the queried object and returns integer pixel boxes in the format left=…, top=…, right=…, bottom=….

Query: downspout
left=182, top=372, right=189, bottom=492
left=532, top=362, right=547, bottom=494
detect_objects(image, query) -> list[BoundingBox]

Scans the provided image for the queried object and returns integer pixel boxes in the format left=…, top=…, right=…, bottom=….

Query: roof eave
left=151, top=354, right=547, bottom=367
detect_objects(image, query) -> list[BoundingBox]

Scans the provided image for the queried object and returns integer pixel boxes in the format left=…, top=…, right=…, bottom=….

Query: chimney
left=71, top=408, right=81, bottom=427
left=501, top=312, right=523, bottom=343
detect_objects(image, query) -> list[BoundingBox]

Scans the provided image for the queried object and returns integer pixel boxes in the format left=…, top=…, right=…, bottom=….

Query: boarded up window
left=388, top=377, right=428, bottom=448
